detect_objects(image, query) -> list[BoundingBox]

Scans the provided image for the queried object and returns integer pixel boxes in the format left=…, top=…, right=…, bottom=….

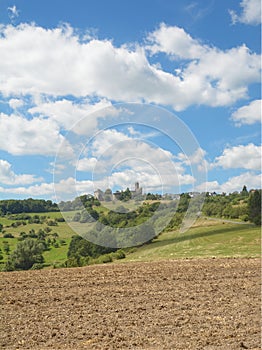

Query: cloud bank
left=0, top=23, right=260, bottom=111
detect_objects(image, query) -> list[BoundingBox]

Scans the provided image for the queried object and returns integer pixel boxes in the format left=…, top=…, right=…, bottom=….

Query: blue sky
left=0, top=0, right=261, bottom=200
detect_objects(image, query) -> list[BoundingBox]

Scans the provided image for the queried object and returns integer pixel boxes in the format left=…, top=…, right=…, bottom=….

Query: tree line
left=202, top=187, right=261, bottom=225
left=0, top=198, right=58, bottom=215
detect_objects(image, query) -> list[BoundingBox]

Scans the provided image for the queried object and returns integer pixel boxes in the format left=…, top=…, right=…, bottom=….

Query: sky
left=0, top=0, right=261, bottom=201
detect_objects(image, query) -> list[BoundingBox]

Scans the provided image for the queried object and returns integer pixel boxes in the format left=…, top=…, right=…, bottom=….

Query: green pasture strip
left=2, top=221, right=75, bottom=239
left=42, top=238, right=71, bottom=266
left=123, top=223, right=261, bottom=262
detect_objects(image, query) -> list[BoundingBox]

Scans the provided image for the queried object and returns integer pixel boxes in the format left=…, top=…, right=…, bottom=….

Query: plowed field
left=1, top=258, right=261, bottom=349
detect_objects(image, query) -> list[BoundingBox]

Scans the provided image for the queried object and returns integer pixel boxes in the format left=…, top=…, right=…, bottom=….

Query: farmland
left=0, top=202, right=261, bottom=349
left=1, top=258, right=260, bottom=349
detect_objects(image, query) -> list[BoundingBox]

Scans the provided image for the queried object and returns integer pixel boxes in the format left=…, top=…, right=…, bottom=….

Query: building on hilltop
left=113, top=190, right=121, bottom=200
left=94, top=189, right=104, bottom=201
left=113, top=182, right=143, bottom=200
left=131, top=182, right=142, bottom=197
left=94, top=182, right=142, bottom=201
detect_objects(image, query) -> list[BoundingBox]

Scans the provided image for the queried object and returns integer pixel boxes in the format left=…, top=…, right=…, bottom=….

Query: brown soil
left=1, top=258, right=261, bottom=350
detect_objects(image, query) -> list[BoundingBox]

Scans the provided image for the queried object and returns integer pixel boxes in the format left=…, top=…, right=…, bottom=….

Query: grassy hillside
left=0, top=212, right=260, bottom=269
left=0, top=211, right=75, bottom=268
left=122, top=219, right=261, bottom=262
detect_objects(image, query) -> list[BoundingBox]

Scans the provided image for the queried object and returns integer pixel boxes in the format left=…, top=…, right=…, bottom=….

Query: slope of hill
left=0, top=214, right=260, bottom=270
left=123, top=219, right=260, bottom=262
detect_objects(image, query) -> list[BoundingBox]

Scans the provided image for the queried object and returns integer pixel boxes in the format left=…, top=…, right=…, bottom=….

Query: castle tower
left=135, top=182, right=139, bottom=192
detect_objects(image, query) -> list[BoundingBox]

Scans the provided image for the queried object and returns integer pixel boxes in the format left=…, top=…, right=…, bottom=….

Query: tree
left=5, top=238, right=44, bottom=271
left=119, top=188, right=132, bottom=201
left=88, top=209, right=99, bottom=221
left=241, top=185, right=248, bottom=197
left=28, top=229, right=37, bottom=238
left=248, top=190, right=261, bottom=225
left=3, top=233, right=14, bottom=238
left=177, top=193, right=190, bottom=213
left=67, top=235, right=116, bottom=265
left=37, top=229, right=46, bottom=240
left=0, top=248, right=3, bottom=261
left=44, top=226, right=52, bottom=233
left=3, top=241, right=10, bottom=255
left=0, top=198, right=58, bottom=214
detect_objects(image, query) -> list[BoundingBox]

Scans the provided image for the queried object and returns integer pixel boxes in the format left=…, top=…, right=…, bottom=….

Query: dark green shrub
left=59, top=239, right=66, bottom=246
left=5, top=238, right=44, bottom=271
left=46, top=220, right=57, bottom=226
left=3, top=233, right=14, bottom=238
left=0, top=248, right=3, bottom=261
left=248, top=190, right=261, bottom=225
left=3, top=241, right=10, bottom=254
left=56, top=217, right=65, bottom=222
left=112, top=250, right=126, bottom=259
left=116, top=250, right=125, bottom=259
left=31, top=263, right=44, bottom=270
left=96, top=254, right=112, bottom=264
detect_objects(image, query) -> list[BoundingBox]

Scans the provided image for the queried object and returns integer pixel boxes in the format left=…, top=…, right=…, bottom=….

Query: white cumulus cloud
left=197, top=172, right=261, bottom=193
left=213, top=143, right=261, bottom=171
left=28, top=98, right=119, bottom=136
left=176, top=147, right=208, bottom=171
left=77, top=157, right=98, bottom=172
left=0, top=23, right=260, bottom=111
left=146, top=23, right=261, bottom=109
left=229, top=0, right=261, bottom=25
left=7, top=5, right=19, bottom=22
left=77, top=128, right=196, bottom=192
left=0, top=112, right=73, bottom=156
left=0, top=159, right=42, bottom=185
left=147, top=24, right=207, bottom=59
left=0, top=177, right=94, bottom=199
left=8, top=98, right=24, bottom=109
left=231, top=99, right=261, bottom=125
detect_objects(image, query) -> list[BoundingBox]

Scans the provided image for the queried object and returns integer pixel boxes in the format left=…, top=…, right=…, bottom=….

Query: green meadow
left=0, top=212, right=75, bottom=267
left=0, top=212, right=260, bottom=269
left=123, top=221, right=260, bottom=262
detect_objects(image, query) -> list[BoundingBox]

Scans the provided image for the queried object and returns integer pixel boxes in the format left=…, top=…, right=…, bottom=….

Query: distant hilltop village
left=94, top=182, right=142, bottom=201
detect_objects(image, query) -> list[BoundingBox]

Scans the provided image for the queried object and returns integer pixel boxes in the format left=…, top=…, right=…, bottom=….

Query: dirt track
left=1, top=258, right=261, bottom=349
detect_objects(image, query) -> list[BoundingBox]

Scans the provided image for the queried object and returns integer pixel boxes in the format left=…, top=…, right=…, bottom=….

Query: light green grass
left=0, top=211, right=77, bottom=267
left=0, top=237, right=18, bottom=257
left=0, top=217, right=14, bottom=226
left=0, top=237, right=18, bottom=268
left=2, top=221, right=75, bottom=239
left=22, top=211, right=63, bottom=219
left=42, top=238, right=71, bottom=266
left=0, top=236, right=71, bottom=266
left=122, top=222, right=261, bottom=262
left=99, top=200, right=143, bottom=212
